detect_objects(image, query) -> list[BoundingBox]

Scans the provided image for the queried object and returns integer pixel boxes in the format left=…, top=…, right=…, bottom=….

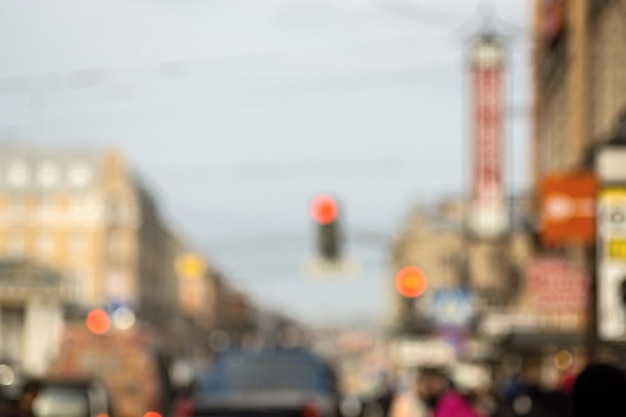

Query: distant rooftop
left=0, top=145, right=105, bottom=195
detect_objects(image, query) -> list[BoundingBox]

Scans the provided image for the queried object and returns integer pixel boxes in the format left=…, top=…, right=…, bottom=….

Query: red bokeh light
left=310, top=194, right=339, bottom=225
left=395, top=266, right=428, bottom=298
left=86, top=309, right=111, bottom=335
left=144, top=412, right=162, bottom=417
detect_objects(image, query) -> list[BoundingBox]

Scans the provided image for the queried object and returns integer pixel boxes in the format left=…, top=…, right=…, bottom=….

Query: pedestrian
left=570, top=362, right=626, bottom=417
left=416, top=367, right=483, bottom=417
left=5, top=378, right=42, bottom=417
left=390, top=389, right=426, bottom=417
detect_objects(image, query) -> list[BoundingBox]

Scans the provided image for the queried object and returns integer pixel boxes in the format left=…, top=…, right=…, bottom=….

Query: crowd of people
left=375, top=362, right=626, bottom=417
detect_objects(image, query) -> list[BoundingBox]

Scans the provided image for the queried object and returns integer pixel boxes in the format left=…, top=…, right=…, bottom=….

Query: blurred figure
left=571, top=362, right=626, bottom=417
left=172, top=383, right=195, bottom=417
left=389, top=372, right=425, bottom=417
left=491, top=381, right=570, bottom=417
left=6, top=379, right=42, bottom=417
left=416, top=367, right=482, bottom=417
left=378, top=377, right=397, bottom=417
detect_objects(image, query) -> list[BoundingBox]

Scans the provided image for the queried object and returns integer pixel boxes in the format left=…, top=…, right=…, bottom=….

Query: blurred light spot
left=513, top=395, right=532, bottom=415
left=554, top=349, right=573, bottom=371
left=86, top=309, right=111, bottom=335
left=143, top=412, right=161, bottom=417
left=0, top=364, right=15, bottom=386
left=395, top=266, right=428, bottom=298
left=112, top=307, right=136, bottom=330
left=310, top=194, right=339, bottom=225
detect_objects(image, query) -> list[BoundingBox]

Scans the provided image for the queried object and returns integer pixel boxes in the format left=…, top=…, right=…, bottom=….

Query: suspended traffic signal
left=395, top=266, right=428, bottom=298
left=310, top=194, right=342, bottom=261
left=310, top=194, right=339, bottom=225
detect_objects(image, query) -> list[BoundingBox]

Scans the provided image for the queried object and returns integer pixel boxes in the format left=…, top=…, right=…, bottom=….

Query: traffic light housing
left=310, top=194, right=342, bottom=261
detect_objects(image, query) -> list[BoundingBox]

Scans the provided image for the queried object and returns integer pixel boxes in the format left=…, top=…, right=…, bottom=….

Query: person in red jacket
left=416, top=367, right=483, bottom=417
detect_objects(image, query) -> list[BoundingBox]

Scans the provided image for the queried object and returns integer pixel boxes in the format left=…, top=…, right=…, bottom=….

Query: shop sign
left=525, top=258, right=588, bottom=314
left=539, top=171, right=597, bottom=246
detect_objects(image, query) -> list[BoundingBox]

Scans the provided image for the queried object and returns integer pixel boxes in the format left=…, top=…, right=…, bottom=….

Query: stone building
left=0, top=145, right=179, bottom=326
left=532, top=0, right=626, bottom=181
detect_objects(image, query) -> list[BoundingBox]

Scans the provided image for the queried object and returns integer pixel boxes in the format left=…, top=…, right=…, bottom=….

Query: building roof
left=0, top=144, right=105, bottom=196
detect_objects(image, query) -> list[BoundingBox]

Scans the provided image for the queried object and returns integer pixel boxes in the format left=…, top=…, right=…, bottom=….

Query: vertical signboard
left=468, top=34, right=508, bottom=239
left=597, top=188, right=626, bottom=341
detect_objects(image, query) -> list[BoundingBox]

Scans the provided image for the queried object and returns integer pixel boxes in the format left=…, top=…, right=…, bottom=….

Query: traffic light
left=310, top=194, right=341, bottom=261
left=86, top=309, right=111, bottom=335
left=395, top=266, right=428, bottom=298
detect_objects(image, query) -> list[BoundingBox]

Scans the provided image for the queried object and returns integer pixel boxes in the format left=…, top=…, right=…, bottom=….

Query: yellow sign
left=176, top=254, right=206, bottom=280
left=608, top=238, right=626, bottom=260
left=600, top=188, right=626, bottom=202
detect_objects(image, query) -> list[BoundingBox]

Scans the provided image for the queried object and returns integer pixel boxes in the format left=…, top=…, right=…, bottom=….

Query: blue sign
left=429, top=288, right=474, bottom=329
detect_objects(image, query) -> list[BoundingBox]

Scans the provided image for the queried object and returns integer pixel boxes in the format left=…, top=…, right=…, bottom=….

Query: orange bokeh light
left=310, top=194, right=339, bottom=225
left=395, top=266, right=428, bottom=298
left=144, top=412, right=162, bottom=417
left=86, top=309, right=111, bottom=335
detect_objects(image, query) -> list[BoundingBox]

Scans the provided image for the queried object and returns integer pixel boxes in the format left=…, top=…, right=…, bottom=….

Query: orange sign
left=539, top=172, right=597, bottom=246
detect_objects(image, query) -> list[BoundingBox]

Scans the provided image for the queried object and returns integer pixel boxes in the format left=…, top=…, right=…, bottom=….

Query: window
left=8, top=203, right=24, bottom=221
left=37, top=163, right=60, bottom=187
left=33, top=385, right=90, bottom=417
left=66, top=272, right=84, bottom=303
left=107, top=231, right=127, bottom=260
left=68, top=163, right=91, bottom=187
left=68, top=233, right=85, bottom=255
left=7, top=161, right=29, bottom=187
left=36, top=233, right=54, bottom=257
left=6, top=234, right=24, bottom=257
left=38, top=204, right=56, bottom=222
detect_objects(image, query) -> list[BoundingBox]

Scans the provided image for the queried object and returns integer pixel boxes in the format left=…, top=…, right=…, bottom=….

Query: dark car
left=175, top=348, right=340, bottom=417
left=31, top=378, right=114, bottom=417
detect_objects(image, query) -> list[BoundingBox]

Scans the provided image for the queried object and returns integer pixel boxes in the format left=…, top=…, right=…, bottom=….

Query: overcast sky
left=0, top=0, right=530, bottom=326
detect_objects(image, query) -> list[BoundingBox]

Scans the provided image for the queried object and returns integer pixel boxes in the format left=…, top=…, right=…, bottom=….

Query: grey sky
left=0, top=0, right=530, bottom=326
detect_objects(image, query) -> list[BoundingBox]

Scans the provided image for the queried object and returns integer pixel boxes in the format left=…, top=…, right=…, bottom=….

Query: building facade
left=389, top=198, right=533, bottom=332
left=532, top=0, right=626, bottom=181
left=0, top=146, right=179, bottom=325
left=0, top=259, right=67, bottom=376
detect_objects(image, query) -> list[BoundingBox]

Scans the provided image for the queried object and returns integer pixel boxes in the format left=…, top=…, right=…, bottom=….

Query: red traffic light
left=310, top=194, right=339, bottom=225
left=395, top=266, right=428, bottom=298
left=86, top=309, right=111, bottom=335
